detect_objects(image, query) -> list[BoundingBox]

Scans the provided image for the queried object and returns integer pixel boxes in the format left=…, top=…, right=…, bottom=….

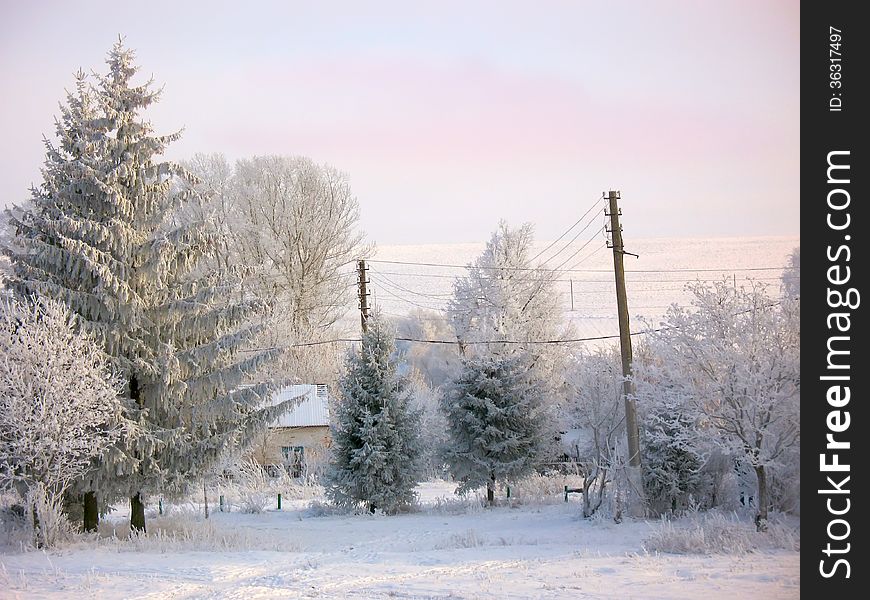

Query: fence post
left=219, top=495, right=225, bottom=512
left=506, top=486, right=511, bottom=499
left=159, top=498, right=164, bottom=515
left=564, top=485, right=568, bottom=503
left=277, top=493, right=282, bottom=510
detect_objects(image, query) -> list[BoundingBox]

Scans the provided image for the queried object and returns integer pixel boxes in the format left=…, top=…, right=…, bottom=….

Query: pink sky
left=0, top=1, right=799, bottom=244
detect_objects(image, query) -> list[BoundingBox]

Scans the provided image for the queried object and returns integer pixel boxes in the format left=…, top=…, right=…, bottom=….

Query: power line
left=369, top=269, right=454, bottom=299
left=366, top=270, right=798, bottom=284
left=561, top=241, right=609, bottom=272
left=529, top=197, right=602, bottom=264
left=537, top=214, right=604, bottom=267
left=243, top=300, right=785, bottom=350
left=365, top=258, right=790, bottom=274
left=552, top=226, right=607, bottom=272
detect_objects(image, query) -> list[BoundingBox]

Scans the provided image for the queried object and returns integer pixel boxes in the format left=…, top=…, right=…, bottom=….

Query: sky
left=0, top=0, right=799, bottom=245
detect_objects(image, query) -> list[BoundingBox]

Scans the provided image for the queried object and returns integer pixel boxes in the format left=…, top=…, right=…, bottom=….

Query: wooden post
left=606, top=190, right=645, bottom=517
left=358, top=259, right=370, bottom=333
left=570, top=279, right=575, bottom=311
left=277, top=493, right=282, bottom=510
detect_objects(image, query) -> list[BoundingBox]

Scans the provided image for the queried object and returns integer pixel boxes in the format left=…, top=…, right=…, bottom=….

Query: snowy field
left=366, top=235, right=799, bottom=343
left=0, top=481, right=799, bottom=599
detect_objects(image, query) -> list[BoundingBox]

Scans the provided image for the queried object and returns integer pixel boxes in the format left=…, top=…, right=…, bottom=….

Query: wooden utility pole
left=606, top=190, right=644, bottom=515
left=357, top=259, right=370, bottom=332
left=570, top=279, right=575, bottom=311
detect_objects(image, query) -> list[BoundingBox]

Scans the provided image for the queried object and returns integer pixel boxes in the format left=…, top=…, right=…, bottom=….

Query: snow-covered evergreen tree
left=326, top=313, right=423, bottom=513
left=3, top=41, right=287, bottom=532
left=0, top=297, right=130, bottom=545
left=638, top=389, right=710, bottom=516
left=442, top=352, right=551, bottom=505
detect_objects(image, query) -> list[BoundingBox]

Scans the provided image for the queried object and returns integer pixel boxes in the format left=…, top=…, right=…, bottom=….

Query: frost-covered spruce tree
left=326, top=313, right=423, bottom=513
left=3, top=41, right=286, bottom=532
left=638, top=390, right=710, bottom=516
left=442, top=353, right=550, bottom=505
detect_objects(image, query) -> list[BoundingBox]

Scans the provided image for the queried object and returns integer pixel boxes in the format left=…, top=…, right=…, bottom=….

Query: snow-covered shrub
left=423, top=493, right=487, bottom=516
left=220, top=460, right=273, bottom=514
left=25, top=482, right=74, bottom=549
left=0, top=298, right=126, bottom=496
left=0, top=493, right=30, bottom=552
left=563, top=350, right=625, bottom=518
left=503, top=473, right=585, bottom=506
left=0, top=297, right=128, bottom=545
left=643, top=511, right=800, bottom=555
left=434, top=529, right=485, bottom=549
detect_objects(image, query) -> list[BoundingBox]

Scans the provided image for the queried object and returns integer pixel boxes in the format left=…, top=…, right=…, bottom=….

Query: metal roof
left=266, top=384, right=330, bottom=428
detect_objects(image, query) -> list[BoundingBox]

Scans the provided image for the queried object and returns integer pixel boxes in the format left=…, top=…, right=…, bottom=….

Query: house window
left=281, top=446, right=305, bottom=477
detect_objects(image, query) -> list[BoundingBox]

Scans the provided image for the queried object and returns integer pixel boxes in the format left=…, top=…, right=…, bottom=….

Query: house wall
left=250, top=426, right=331, bottom=476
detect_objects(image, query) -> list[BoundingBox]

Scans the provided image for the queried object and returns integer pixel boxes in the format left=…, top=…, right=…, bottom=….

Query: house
left=250, top=384, right=331, bottom=478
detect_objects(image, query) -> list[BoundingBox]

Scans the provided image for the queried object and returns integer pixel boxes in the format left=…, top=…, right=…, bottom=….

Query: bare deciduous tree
left=644, top=280, right=800, bottom=530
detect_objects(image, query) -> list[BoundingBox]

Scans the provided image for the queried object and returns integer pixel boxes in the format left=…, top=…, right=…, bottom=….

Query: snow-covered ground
left=0, top=481, right=799, bottom=599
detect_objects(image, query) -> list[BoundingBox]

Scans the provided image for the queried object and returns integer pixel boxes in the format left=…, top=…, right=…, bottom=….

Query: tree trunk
left=83, top=491, right=99, bottom=532
left=32, top=506, right=43, bottom=548
left=754, top=466, right=769, bottom=532
left=128, top=375, right=146, bottom=534
left=486, top=475, right=495, bottom=506
left=130, top=492, right=146, bottom=533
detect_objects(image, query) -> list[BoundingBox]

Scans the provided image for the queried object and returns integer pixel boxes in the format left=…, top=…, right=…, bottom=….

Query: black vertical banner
left=803, top=2, right=867, bottom=595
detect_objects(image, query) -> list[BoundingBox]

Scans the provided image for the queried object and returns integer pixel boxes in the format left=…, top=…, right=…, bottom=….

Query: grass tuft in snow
left=643, top=511, right=800, bottom=555
left=73, top=514, right=304, bottom=553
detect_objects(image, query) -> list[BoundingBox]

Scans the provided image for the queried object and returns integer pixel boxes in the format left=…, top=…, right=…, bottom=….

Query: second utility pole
left=358, top=259, right=370, bottom=333
left=606, top=190, right=644, bottom=516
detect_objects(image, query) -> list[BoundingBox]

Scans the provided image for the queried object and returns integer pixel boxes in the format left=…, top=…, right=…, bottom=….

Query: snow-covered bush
left=564, top=350, right=625, bottom=518
left=502, top=472, right=585, bottom=506
left=25, top=483, right=74, bottom=549
left=0, top=297, right=128, bottom=546
left=643, top=511, right=800, bottom=555
left=326, top=313, right=424, bottom=513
